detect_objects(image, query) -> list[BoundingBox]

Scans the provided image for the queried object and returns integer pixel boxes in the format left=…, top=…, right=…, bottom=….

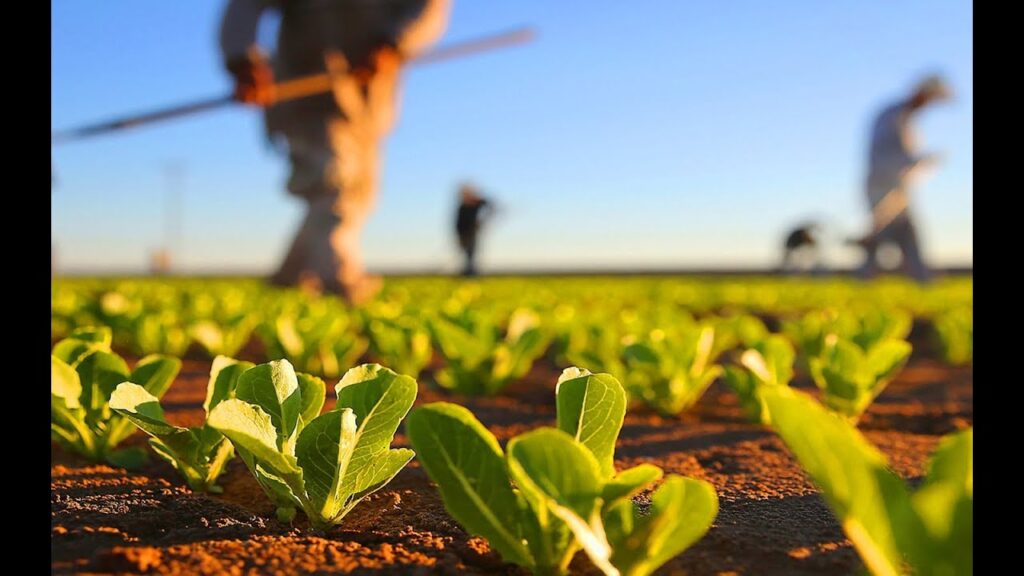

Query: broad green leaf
left=235, top=360, right=302, bottom=446
left=255, top=461, right=302, bottom=520
left=601, top=464, right=663, bottom=505
left=508, top=428, right=608, bottom=576
left=204, top=356, right=254, bottom=415
left=110, top=383, right=183, bottom=437
left=748, top=335, right=795, bottom=385
left=75, top=350, right=130, bottom=417
left=273, top=316, right=305, bottom=358
left=606, top=476, right=719, bottom=576
left=763, top=387, right=910, bottom=576
left=52, top=339, right=102, bottom=367
left=334, top=365, right=417, bottom=495
left=149, top=438, right=205, bottom=489
left=865, top=340, right=912, bottom=383
left=689, top=325, right=717, bottom=377
left=297, top=372, right=326, bottom=424
left=727, top=335, right=796, bottom=425
left=908, top=483, right=972, bottom=576
left=342, top=447, right=415, bottom=507
left=130, top=355, right=182, bottom=399
left=235, top=446, right=301, bottom=518
left=723, top=365, right=765, bottom=424
left=51, top=355, right=82, bottom=410
left=406, top=403, right=532, bottom=568
left=198, top=357, right=254, bottom=454
left=52, top=327, right=112, bottom=365
left=853, top=309, right=912, bottom=352
left=51, top=354, right=96, bottom=456
left=501, top=324, right=549, bottom=380
left=190, top=321, right=224, bottom=355
left=902, top=428, right=973, bottom=575
left=925, top=428, right=972, bottom=493
left=622, top=343, right=659, bottom=366
left=296, top=408, right=358, bottom=522
left=51, top=422, right=80, bottom=449
left=51, top=365, right=95, bottom=456
left=811, top=336, right=909, bottom=421
left=429, top=316, right=487, bottom=366
left=208, top=398, right=301, bottom=478
left=506, top=308, right=541, bottom=343
left=109, top=382, right=201, bottom=458
left=104, top=355, right=183, bottom=447
left=68, top=326, right=113, bottom=346
left=556, top=371, right=627, bottom=479
left=203, top=439, right=235, bottom=492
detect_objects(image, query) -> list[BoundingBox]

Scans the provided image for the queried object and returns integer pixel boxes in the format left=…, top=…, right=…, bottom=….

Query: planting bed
left=51, top=339, right=971, bottom=575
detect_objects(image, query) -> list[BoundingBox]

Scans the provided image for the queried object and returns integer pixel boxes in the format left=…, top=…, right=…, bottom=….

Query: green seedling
left=51, top=327, right=181, bottom=468
left=764, top=386, right=972, bottom=576
left=209, top=361, right=415, bottom=529
left=110, top=356, right=256, bottom=492
left=408, top=367, right=718, bottom=576
left=808, top=335, right=911, bottom=423
left=723, top=334, right=795, bottom=424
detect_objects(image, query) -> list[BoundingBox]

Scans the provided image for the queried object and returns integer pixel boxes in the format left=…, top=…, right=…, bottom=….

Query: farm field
left=51, top=276, right=973, bottom=575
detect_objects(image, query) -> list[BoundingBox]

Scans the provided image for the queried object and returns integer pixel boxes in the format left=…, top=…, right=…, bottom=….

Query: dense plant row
left=51, top=315, right=972, bottom=575
left=51, top=278, right=971, bottom=409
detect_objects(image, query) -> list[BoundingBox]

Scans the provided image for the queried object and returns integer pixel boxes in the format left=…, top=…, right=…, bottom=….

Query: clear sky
left=52, top=0, right=972, bottom=274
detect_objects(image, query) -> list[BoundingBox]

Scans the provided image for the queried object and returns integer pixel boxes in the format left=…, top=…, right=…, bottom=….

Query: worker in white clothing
left=220, top=0, right=451, bottom=303
left=854, top=75, right=952, bottom=282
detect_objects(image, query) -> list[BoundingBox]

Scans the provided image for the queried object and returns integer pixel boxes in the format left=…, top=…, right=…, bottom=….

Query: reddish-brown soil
left=52, top=342, right=972, bottom=575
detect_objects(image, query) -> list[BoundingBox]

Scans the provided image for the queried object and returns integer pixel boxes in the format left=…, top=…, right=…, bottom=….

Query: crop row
left=51, top=279, right=972, bottom=400
left=51, top=324, right=971, bottom=575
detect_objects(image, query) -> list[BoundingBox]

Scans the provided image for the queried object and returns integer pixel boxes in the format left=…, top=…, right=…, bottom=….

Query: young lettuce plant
left=407, top=368, right=718, bottom=576
left=51, top=327, right=181, bottom=468
left=430, top=308, right=551, bottom=395
left=722, top=334, right=795, bottom=425
left=849, top=308, right=912, bottom=353
left=132, top=310, right=192, bottom=357
left=932, top=306, right=972, bottom=366
left=190, top=313, right=259, bottom=359
left=109, top=356, right=256, bottom=492
left=808, top=334, right=911, bottom=423
left=621, top=325, right=722, bottom=415
left=562, top=321, right=627, bottom=382
left=708, top=314, right=769, bottom=360
left=782, top=308, right=910, bottom=370
left=763, top=386, right=972, bottom=576
left=257, top=313, right=368, bottom=379
left=208, top=361, right=416, bottom=529
left=365, top=317, right=433, bottom=379
left=781, top=308, right=857, bottom=370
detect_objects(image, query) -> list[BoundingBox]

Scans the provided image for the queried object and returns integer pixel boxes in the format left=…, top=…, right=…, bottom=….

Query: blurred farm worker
left=454, top=182, right=494, bottom=277
left=780, top=222, right=820, bottom=273
left=220, top=0, right=451, bottom=303
left=853, top=75, right=952, bottom=282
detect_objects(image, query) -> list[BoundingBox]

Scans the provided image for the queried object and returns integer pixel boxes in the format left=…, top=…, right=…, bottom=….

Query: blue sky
left=52, top=1, right=972, bottom=274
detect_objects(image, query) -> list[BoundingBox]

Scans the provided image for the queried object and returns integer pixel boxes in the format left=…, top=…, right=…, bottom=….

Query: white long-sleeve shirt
left=865, top=101, right=930, bottom=210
